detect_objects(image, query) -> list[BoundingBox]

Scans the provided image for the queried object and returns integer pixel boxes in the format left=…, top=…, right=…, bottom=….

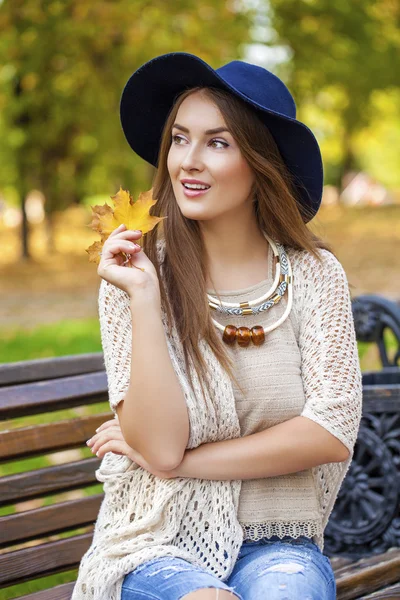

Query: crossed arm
left=87, top=412, right=349, bottom=480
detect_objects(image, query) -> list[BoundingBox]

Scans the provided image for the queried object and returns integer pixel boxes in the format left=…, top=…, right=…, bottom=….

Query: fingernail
left=133, top=230, right=142, bottom=234
left=96, top=451, right=100, bottom=456
left=86, top=439, right=92, bottom=445
left=95, top=427, right=100, bottom=432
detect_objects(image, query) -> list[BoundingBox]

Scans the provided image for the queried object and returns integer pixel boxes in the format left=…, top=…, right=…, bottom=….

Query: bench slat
left=0, top=458, right=101, bottom=507
left=0, top=532, right=93, bottom=586
left=16, top=581, right=76, bottom=600
left=0, top=413, right=112, bottom=462
left=0, top=494, right=103, bottom=547
left=331, top=556, right=354, bottom=571
left=0, top=372, right=108, bottom=419
left=15, top=580, right=400, bottom=600
left=358, top=582, right=400, bottom=598
left=0, top=353, right=104, bottom=386
left=336, top=549, right=400, bottom=600
left=363, top=385, right=400, bottom=408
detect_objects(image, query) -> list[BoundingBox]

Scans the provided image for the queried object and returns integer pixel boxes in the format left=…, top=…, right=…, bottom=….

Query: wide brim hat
left=120, top=52, right=323, bottom=223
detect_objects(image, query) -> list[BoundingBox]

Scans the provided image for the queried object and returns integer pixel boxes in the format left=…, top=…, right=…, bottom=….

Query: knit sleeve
left=298, top=250, right=363, bottom=457
left=98, top=278, right=132, bottom=414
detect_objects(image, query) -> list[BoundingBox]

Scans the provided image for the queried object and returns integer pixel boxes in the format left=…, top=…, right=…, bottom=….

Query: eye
left=172, top=134, right=185, bottom=144
left=209, top=139, right=229, bottom=149
left=171, top=134, right=229, bottom=149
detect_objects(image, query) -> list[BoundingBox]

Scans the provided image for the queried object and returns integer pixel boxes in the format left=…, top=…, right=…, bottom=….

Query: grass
left=1, top=570, right=80, bottom=600
left=0, top=318, right=102, bottom=363
left=0, top=314, right=396, bottom=370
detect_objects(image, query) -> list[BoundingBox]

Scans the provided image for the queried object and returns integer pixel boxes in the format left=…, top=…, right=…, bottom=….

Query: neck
left=200, top=215, right=270, bottom=290
left=200, top=217, right=268, bottom=267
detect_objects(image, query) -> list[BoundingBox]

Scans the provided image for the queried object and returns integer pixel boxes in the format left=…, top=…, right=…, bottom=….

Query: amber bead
left=223, top=325, right=237, bottom=344
left=251, top=326, right=265, bottom=346
left=237, top=326, right=252, bottom=347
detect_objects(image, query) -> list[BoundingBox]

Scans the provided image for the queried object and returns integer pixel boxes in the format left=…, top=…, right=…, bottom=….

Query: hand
left=97, top=224, right=161, bottom=305
left=86, top=416, right=178, bottom=480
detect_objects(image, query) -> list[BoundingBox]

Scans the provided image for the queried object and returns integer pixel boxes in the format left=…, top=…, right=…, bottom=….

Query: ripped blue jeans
left=121, top=536, right=336, bottom=599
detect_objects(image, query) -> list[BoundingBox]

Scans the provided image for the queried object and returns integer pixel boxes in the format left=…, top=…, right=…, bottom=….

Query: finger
left=96, top=439, right=132, bottom=459
left=107, top=239, right=142, bottom=256
left=87, top=424, right=120, bottom=445
left=87, top=425, right=122, bottom=449
left=104, top=240, right=141, bottom=257
left=108, top=224, right=126, bottom=238
left=90, top=429, right=125, bottom=454
left=95, top=418, right=119, bottom=433
left=103, top=238, right=141, bottom=254
left=112, top=230, right=143, bottom=242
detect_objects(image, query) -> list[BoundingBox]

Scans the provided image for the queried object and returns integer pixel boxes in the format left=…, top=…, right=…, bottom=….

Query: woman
left=74, top=52, right=362, bottom=600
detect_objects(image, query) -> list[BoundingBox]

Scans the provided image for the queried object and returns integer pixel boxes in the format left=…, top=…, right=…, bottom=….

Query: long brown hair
left=142, top=86, right=332, bottom=397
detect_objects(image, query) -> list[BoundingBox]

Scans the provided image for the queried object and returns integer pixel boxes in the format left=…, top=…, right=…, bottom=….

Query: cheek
left=219, top=157, right=253, bottom=190
left=167, top=146, right=181, bottom=177
left=167, top=149, right=174, bottom=175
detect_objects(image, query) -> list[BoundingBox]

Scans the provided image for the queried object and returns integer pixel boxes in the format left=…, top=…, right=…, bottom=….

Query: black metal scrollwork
left=325, top=426, right=399, bottom=557
left=324, top=295, right=400, bottom=558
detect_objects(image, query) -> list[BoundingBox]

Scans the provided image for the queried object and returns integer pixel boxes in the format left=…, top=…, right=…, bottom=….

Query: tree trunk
left=45, top=211, right=56, bottom=254
left=20, top=190, right=30, bottom=260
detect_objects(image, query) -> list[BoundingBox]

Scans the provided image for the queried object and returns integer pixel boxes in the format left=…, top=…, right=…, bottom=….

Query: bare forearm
left=117, top=294, right=189, bottom=470
left=174, top=416, right=350, bottom=480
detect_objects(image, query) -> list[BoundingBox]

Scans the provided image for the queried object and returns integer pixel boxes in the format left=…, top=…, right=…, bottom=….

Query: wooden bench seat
left=333, top=549, right=400, bottom=599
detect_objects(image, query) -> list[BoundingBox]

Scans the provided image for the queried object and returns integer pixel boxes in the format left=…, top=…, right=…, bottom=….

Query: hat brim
left=120, top=52, right=323, bottom=222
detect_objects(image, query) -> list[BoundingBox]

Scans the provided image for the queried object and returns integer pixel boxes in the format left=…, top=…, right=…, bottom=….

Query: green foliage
left=269, top=0, right=400, bottom=110
left=266, top=0, right=400, bottom=186
left=0, top=0, right=254, bottom=212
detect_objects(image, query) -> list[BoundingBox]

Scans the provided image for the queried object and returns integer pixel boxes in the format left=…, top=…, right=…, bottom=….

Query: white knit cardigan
left=71, top=240, right=362, bottom=600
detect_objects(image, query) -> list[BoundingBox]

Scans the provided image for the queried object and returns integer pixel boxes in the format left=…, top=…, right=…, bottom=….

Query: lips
left=180, top=179, right=211, bottom=187
left=181, top=182, right=211, bottom=198
left=181, top=183, right=211, bottom=190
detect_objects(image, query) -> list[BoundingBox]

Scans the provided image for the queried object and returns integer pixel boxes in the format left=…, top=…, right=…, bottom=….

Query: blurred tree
left=0, top=0, right=254, bottom=258
left=266, top=0, right=400, bottom=190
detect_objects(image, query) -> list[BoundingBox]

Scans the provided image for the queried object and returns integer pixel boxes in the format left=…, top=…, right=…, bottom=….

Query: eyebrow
left=172, top=123, right=231, bottom=135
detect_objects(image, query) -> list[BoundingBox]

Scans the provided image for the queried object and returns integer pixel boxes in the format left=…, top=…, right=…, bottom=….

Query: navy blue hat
left=120, top=52, right=323, bottom=222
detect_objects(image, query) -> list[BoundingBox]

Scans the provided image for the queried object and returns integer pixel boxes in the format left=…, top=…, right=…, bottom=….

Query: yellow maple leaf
left=85, top=186, right=166, bottom=266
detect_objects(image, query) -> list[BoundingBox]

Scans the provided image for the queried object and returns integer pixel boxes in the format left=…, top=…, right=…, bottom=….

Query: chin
left=179, top=208, right=209, bottom=221
left=175, top=198, right=205, bottom=215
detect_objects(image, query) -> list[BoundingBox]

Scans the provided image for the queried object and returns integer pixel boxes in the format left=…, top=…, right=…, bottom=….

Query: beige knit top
left=206, top=246, right=321, bottom=543
left=71, top=241, right=363, bottom=600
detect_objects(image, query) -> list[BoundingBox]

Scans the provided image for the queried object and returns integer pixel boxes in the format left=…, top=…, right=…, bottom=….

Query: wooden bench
left=1, top=294, right=399, bottom=599
left=0, top=354, right=110, bottom=599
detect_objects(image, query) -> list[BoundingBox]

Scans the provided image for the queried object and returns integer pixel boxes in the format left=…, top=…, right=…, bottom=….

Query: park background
left=1, top=0, right=400, bottom=368
left=0, top=0, right=399, bottom=597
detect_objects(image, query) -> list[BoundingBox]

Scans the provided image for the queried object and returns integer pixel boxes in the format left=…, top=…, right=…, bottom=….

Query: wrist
left=172, top=449, right=192, bottom=478
left=129, top=288, right=161, bottom=312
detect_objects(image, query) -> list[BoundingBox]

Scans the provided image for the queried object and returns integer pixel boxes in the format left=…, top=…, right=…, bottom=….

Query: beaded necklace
left=208, top=232, right=293, bottom=347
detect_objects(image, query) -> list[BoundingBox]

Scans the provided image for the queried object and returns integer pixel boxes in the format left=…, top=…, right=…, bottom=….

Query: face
left=167, top=90, right=255, bottom=224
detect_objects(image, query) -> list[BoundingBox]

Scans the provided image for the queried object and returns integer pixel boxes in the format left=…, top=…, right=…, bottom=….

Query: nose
left=180, top=142, right=204, bottom=173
